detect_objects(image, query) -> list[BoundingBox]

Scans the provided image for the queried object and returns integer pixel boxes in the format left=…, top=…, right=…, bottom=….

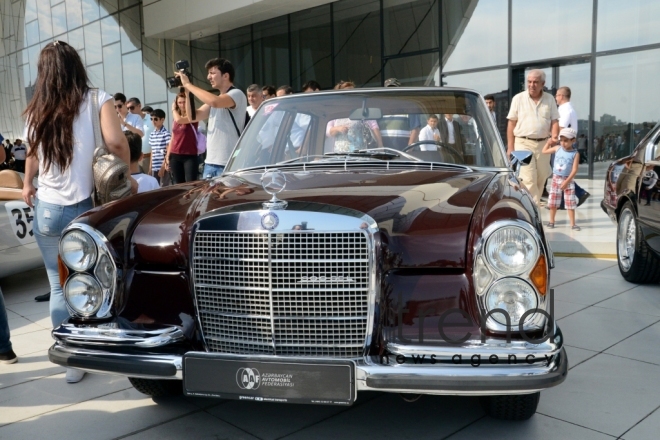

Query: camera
left=166, top=60, right=191, bottom=88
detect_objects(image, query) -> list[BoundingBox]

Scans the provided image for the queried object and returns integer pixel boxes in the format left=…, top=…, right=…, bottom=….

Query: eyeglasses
left=114, top=104, right=123, bottom=109
left=127, top=105, right=136, bottom=110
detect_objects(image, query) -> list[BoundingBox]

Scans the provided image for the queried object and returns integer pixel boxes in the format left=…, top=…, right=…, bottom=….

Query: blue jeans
left=203, top=163, right=225, bottom=179
left=34, top=197, right=94, bottom=328
left=0, top=288, right=12, bottom=353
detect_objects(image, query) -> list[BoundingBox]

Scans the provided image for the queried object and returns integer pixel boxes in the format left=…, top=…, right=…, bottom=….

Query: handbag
left=91, top=89, right=132, bottom=205
left=192, top=125, right=206, bottom=154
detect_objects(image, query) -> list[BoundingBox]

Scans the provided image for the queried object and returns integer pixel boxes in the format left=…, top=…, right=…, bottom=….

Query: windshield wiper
left=324, top=149, right=400, bottom=160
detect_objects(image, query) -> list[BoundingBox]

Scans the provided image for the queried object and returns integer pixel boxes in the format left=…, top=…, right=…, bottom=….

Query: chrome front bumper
left=49, top=324, right=567, bottom=396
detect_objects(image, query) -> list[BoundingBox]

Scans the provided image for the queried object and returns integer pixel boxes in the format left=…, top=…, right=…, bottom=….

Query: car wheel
left=480, top=392, right=540, bottom=420
left=128, top=377, right=183, bottom=397
left=617, top=202, right=660, bottom=283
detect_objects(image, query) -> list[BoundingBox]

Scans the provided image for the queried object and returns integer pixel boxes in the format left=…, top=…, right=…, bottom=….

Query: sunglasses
left=127, top=105, right=136, bottom=110
left=150, top=117, right=161, bottom=121
left=114, top=104, right=123, bottom=109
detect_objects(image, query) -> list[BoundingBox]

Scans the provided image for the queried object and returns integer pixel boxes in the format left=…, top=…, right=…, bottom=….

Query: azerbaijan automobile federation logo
left=236, top=367, right=261, bottom=390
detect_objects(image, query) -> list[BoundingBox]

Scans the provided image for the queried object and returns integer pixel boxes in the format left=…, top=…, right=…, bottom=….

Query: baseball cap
left=384, top=78, right=401, bottom=87
left=559, top=128, right=577, bottom=139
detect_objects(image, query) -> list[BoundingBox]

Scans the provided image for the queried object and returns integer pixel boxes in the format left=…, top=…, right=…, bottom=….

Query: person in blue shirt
left=543, top=128, right=580, bottom=231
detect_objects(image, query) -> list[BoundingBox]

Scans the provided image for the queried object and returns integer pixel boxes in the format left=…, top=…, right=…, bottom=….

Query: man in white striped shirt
left=148, top=109, right=171, bottom=186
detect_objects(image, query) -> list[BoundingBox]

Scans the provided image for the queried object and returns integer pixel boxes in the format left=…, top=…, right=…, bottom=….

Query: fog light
left=485, top=278, right=538, bottom=326
left=64, top=274, right=103, bottom=317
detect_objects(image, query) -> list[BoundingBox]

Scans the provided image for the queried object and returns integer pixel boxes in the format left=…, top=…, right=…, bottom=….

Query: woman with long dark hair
left=164, top=92, right=199, bottom=183
left=21, top=41, right=132, bottom=383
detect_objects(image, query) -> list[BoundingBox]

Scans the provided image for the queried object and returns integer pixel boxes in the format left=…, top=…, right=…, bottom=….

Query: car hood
left=121, top=168, right=495, bottom=270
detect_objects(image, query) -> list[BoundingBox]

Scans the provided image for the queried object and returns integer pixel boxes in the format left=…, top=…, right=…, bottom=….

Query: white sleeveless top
left=30, top=89, right=112, bottom=205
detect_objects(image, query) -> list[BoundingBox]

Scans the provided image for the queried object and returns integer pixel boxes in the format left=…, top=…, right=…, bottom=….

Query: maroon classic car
left=602, top=122, right=660, bottom=282
left=50, top=88, right=566, bottom=420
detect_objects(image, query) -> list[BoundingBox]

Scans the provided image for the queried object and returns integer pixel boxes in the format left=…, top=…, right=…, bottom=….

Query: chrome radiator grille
left=192, top=231, right=371, bottom=358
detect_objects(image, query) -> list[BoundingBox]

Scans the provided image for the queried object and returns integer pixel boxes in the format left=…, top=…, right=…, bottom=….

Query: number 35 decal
left=4, top=201, right=36, bottom=245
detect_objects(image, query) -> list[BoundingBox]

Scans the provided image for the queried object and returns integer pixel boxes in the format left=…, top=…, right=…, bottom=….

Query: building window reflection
left=597, top=0, right=660, bottom=51
left=595, top=49, right=660, bottom=176
left=512, top=0, right=592, bottom=63
left=442, top=0, right=507, bottom=72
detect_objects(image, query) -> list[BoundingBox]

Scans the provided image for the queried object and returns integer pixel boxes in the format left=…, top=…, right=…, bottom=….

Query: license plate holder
left=183, top=353, right=355, bottom=405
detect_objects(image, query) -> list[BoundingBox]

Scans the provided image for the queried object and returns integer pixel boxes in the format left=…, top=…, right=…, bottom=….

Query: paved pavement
left=1, top=257, right=659, bottom=440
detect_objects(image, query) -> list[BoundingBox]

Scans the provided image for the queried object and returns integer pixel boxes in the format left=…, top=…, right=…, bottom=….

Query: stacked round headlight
left=484, top=226, right=538, bottom=275
left=60, top=230, right=97, bottom=271
left=64, top=274, right=103, bottom=316
left=485, top=278, right=538, bottom=325
left=60, top=228, right=115, bottom=318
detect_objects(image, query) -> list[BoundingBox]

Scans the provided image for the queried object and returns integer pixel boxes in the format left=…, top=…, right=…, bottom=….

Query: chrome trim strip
left=60, top=223, right=118, bottom=319
left=48, top=344, right=566, bottom=394
left=53, top=323, right=185, bottom=348
left=135, top=270, right=184, bottom=276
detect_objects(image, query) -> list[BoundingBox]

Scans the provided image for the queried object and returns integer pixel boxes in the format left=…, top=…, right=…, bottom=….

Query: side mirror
left=510, top=150, right=533, bottom=177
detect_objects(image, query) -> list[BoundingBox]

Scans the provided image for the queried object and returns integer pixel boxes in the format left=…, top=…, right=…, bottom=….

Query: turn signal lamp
left=529, top=255, right=547, bottom=296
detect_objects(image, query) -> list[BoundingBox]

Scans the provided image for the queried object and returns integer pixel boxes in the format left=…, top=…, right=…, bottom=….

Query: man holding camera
left=176, top=58, right=247, bottom=178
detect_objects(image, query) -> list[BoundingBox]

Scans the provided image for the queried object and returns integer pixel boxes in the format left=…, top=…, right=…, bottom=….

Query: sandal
left=571, top=225, right=581, bottom=231
left=546, top=223, right=554, bottom=229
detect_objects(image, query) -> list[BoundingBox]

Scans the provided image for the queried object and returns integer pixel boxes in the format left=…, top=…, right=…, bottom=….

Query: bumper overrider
left=49, top=322, right=567, bottom=396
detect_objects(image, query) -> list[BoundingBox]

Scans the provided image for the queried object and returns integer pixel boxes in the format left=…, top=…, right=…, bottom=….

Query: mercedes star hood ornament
left=261, top=169, right=288, bottom=210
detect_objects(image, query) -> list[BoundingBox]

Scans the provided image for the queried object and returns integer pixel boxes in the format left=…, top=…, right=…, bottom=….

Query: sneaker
left=34, top=291, right=50, bottom=302
left=65, top=368, right=86, bottom=383
left=0, top=349, right=18, bottom=364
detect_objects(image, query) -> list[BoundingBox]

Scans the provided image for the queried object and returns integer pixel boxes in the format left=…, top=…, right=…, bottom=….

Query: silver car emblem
left=261, top=169, right=288, bottom=210
left=261, top=212, right=279, bottom=230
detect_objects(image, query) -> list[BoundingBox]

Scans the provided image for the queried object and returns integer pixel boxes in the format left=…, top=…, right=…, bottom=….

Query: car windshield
left=226, top=89, right=508, bottom=172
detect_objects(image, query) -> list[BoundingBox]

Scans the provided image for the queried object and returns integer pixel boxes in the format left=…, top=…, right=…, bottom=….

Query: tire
left=480, top=393, right=540, bottom=421
left=128, top=377, right=183, bottom=397
left=617, top=202, right=660, bottom=283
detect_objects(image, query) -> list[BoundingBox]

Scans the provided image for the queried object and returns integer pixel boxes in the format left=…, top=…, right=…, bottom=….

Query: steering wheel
left=403, top=141, right=465, bottom=163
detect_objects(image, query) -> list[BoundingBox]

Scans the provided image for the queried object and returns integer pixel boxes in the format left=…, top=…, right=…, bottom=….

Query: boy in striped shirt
left=149, top=109, right=171, bottom=186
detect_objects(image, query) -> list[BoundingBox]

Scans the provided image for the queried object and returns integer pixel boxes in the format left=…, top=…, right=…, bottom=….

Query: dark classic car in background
left=603, top=122, right=660, bottom=283
left=49, top=88, right=566, bottom=421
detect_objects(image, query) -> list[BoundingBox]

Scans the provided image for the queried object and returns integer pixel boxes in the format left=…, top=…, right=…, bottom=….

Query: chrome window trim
left=473, top=220, right=551, bottom=333
left=60, top=223, right=118, bottom=319
left=190, top=208, right=378, bottom=358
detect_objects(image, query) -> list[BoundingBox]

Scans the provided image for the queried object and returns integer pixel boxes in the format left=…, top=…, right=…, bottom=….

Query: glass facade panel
left=120, top=6, right=141, bottom=54
left=142, top=36, right=168, bottom=104
left=383, top=0, right=438, bottom=55
left=51, top=2, right=68, bottom=37
left=25, top=20, right=39, bottom=47
left=595, top=49, right=660, bottom=173
left=333, top=0, right=381, bottom=87
left=100, top=0, right=119, bottom=17
left=84, top=21, right=103, bottom=66
left=37, top=3, right=53, bottom=41
left=383, top=52, right=439, bottom=86
left=253, top=16, right=289, bottom=88
left=81, top=0, right=100, bottom=25
left=220, top=26, right=252, bottom=90
left=122, top=50, right=144, bottom=101
left=25, top=0, right=37, bottom=22
left=443, top=68, right=508, bottom=137
left=101, top=15, right=120, bottom=45
left=290, top=4, right=331, bottom=90
left=68, top=27, right=84, bottom=50
left=442, top=0, right=507, bottom=72
left=192, top=36, right=219, bottom=87
left=512, top=0, right=592, bottom=63
left=103, top=42, right=123, bottom=94
left=597, top=0, right=660, bottom=51
left=87, top=62, right=104, bottom=89
left=65, top=0, right=83, bottom=30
